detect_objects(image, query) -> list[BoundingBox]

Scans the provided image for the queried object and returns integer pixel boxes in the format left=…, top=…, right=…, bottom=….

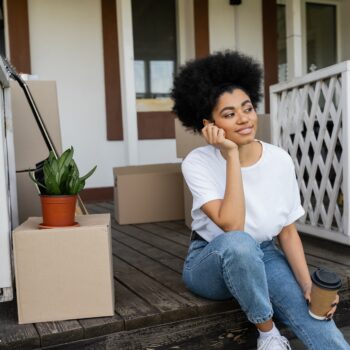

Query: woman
left=171, top=51, right=350, bottom=350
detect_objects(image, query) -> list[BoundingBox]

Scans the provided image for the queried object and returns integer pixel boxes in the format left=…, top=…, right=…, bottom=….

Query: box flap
left=13, top=214, right=111, bottom=233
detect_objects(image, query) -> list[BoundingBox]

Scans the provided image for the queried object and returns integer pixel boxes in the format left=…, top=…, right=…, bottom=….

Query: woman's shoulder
left=182, top=145, right=217, bottom=170
left=264, top=143, right=295, bottom=173
left=262, top=142, right=295, bottom=168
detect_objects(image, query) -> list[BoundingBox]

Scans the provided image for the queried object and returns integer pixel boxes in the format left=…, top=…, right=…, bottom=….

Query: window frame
left=301, top=0, right=341, bottom=75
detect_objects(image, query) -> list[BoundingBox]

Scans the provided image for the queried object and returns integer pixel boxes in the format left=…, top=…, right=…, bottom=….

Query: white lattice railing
left=270, top=61, right=350, bottom=245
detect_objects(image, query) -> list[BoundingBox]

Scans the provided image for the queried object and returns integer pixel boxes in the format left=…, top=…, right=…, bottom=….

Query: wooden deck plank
left=135, top=223, right=189, bottom=246
left=301, top=233, right=350, bottom=267
left=96, top=201, right=114, bottom=211
left=112, top=239, right=237, bottom=317
left=39, top=309, right=254, bottom=350
left=114, top=281, right=162, bottom=331
left=112, top=222, right=188, bottom=259
left=86, top=201, right=111, bottom=211
left=90, top=203, right=189, bottom=247
left=0, top=299, right=40, bottom=349
left=153, top=221, right=190, bottom=236
left=77, top=289, right=124, bottom=340
left=34, top=320, right=84, bottom=348
left=111, top=227, right=184, bottom=273
left=113, top=256, right=199, bottom=322
left=112, top=239, right=231, bottom=306
left=88, top=204, right=188, bottom=259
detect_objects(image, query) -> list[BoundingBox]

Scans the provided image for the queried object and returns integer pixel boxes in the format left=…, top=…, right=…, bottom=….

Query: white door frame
left=0, top=58, right=18, bottom=302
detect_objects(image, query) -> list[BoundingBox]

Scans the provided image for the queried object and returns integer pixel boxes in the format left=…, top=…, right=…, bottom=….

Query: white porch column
left=341, top=64, right=350, bottom=241
left=116, top=0, right=139, bottom=165
left=286, top=0, right=303, bottom=79
left=177, top=0, right=195, bottom=65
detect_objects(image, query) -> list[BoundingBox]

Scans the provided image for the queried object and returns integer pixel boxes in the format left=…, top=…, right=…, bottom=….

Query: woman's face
left=210, top=88, right=258, bottom=146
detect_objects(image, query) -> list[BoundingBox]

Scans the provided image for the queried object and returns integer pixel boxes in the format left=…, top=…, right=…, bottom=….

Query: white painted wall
left=208, top=0, right=236, bottom=52
left=209, top=0, right=263, bottom=60
left=27, top=0, right=180, bottom=189
left=208, top=0, right=265, bottom=112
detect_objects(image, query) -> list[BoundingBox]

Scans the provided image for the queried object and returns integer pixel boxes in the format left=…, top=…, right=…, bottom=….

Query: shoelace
left=258, top=335, right=292, bottom=350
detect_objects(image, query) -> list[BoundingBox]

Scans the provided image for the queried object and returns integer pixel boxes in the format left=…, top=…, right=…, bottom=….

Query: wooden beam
left=7, top=0, right=31, bottom=73
left=137, top=112, right=175, bottom=139
left=80, top=186, right=114, bottom=202
left=101, top=0, right=123, bottom=140
left=194, top=0, right=209, bottom=58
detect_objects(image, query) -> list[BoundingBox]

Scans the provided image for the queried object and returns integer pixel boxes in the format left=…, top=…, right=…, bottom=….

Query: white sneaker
left=257, top=334, right=292, bottom=350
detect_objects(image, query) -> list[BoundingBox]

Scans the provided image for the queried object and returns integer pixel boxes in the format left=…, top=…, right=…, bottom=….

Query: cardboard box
left=175, top=118, right=206, bottom=159
left=11, top=81, right=63, bottom=223
left=12, top=214, right=115, bottom=324
left=175, top=115, right=272, bottom=228
left=113, top=164, right=184, bottom=224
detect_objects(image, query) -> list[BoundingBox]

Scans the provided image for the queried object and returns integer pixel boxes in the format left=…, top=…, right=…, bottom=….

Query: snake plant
left=29, top=147, right=97, bottom=195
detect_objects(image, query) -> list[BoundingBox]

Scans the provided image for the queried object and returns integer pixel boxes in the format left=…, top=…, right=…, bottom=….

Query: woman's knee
left=215, top=231, right=260, bottom=260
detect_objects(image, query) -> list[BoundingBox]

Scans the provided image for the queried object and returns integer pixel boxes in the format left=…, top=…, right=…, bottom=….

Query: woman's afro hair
left=171, top=50, right=263, bottom=133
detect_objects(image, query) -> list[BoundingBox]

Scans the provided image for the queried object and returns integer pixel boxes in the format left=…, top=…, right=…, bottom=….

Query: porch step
left=1, top=201, right=350, bottom=349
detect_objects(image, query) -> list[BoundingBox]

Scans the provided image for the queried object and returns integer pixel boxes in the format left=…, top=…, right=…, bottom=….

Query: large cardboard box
left=175, top=115, right=272, bottom=228
left=11, top=81, right=63, bottom=223
left=113, top=164, right=184, bottom=224
left=12, top=214, right=115, bottom=324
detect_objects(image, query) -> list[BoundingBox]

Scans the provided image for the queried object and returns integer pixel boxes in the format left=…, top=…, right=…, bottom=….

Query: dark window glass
left=132, top=0, right=177, bottom=99
left=0, top=0, right=5, bottom=56
left=307, top=3, right=336, bottom=72
left=277, top=4, right=287, bottom=82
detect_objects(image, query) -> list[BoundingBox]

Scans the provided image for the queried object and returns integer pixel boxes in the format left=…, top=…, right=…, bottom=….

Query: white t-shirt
left=182, top=141, right=305, bottom=243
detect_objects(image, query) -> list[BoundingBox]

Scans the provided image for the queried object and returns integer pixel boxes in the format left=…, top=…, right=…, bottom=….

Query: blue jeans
left=182, top=231, right=350, bottom=350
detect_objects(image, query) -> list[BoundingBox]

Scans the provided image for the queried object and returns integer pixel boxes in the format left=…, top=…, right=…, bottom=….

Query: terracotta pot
left=40, top=195, right=77, bottom=227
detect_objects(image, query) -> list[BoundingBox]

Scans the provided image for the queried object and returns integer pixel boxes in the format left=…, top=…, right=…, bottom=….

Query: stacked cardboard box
left=113, top=163, right=184, bottom=224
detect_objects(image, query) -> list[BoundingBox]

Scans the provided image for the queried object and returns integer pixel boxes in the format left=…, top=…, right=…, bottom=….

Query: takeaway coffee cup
left=309, top=268, right=342, bottom=320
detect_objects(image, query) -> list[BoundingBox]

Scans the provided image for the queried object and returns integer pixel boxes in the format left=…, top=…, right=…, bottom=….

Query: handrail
left=270, top=61, right=350, bottom=93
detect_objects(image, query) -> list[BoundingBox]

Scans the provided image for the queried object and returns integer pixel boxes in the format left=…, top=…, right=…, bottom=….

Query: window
left=275, top=1, right=338, bottom=80
left=277, top=4, right=287, bottom=82
left=306, top=3, right=337, bottom=72
left=132, top=0, right=177, bottom=99
left=0, top=0, right=5, bottom=56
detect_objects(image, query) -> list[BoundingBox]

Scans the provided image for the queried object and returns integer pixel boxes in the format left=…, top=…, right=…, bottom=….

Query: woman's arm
left=200, top=124, right=245, bottom=232
left=278, top=223, right=312, bottom=292
left=278, top=223, right=339, bottom=318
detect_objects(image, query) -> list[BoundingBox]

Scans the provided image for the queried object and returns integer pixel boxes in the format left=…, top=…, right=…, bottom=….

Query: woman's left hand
left=303, top=282, right=339, bottom=320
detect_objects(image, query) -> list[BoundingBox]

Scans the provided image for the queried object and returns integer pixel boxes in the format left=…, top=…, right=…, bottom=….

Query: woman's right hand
left=202, top=123, right=238, bottom=156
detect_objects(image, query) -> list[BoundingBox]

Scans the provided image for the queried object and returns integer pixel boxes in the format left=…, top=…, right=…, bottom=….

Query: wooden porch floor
left=1, top=201, right=350, bottom=349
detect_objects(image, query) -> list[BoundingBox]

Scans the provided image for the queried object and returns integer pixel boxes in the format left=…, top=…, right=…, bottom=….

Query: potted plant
left=29, top=146, right=96, bottom=228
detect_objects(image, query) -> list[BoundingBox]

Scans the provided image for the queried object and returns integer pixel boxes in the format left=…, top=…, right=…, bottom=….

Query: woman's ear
left=203, top=119, right=211, bottom=127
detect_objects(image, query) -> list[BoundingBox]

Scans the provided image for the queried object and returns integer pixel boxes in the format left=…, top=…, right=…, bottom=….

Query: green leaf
left=43, top=160, right=60, bottom=194
left=57, top=147, right=74, bottom=183
left=79, top=165, right=97, bottom=182
left=28, top=171, right=47, bottom=190
left=28, top=146, right=96, bottom=195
